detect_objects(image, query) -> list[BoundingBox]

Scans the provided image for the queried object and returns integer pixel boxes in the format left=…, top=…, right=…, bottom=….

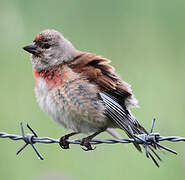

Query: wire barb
left=0, top=119, right=184, bottom=164
left=16, top=122, right=44, bottom=160
left=150, top=118, right=155, bottom=133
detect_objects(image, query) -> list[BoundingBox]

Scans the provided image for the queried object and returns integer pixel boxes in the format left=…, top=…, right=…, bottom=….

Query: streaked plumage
left=23, top=29, right=161, bottom=166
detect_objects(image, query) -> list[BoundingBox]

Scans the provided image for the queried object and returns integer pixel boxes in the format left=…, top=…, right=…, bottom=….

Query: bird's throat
left=33, top=69, right=61, bottom=89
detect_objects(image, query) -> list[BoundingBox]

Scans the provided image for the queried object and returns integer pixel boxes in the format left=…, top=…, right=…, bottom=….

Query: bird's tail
left=99, top=92, right=161, bottom=167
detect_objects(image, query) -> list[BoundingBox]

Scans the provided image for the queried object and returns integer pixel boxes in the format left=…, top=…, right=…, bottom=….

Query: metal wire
left=0, top=119, right=184, bottom=162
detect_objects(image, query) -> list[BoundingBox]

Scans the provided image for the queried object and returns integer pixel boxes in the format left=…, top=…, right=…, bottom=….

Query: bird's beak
left=23, top=42, right=38, bottom=55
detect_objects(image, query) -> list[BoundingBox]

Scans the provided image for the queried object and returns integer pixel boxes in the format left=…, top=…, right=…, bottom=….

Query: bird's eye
left=43, top=43, right=51, bottom=49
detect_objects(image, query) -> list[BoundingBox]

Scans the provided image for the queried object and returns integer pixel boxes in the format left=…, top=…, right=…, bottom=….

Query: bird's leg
left=59, top=132, right=79, bottom=149
left=81, top=130, right=104, bottom=151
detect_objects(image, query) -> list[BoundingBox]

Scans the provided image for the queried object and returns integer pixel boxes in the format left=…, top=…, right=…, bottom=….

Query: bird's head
left=23, top=29, right=76, bottom=71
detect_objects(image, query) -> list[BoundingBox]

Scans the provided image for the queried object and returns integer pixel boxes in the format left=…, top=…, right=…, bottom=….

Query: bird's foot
left=80, top=137, right=96, bottom=151
left=80, top=130, right=104, bottom=151
left=59, top=135, right=70, bottom=149
left=59, top=132, right=79, bottom=149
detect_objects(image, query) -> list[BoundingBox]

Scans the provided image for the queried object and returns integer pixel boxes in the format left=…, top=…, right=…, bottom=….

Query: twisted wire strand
left=0, top=120, right=184, bottom=162
left=1, top=132, right=185, bottom=144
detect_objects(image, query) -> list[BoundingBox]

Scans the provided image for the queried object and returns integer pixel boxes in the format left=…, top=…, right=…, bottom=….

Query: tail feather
left=99, top=92, right=161, bottom=166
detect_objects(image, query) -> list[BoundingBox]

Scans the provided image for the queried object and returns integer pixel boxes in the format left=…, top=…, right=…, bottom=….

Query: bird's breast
left=34, top=73, right=111, bottom=133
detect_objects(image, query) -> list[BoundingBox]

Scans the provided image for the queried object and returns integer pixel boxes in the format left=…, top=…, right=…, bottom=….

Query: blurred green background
left=0, top=0, right=185, bottom=179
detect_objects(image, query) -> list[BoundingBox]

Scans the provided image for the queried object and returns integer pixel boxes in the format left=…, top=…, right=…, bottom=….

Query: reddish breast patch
left=33, top=69, right=61, bottom=89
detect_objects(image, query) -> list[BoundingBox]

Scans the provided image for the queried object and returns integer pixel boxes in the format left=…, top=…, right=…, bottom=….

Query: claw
left=80, top=130, right=104, bottom=151
left=81, top=145, right=96, bottom=151
left=59, top=135, right=70, bottom=149
left=59, top=132, right=79, bottom=149
left=80, top=138, right=96, bottom=151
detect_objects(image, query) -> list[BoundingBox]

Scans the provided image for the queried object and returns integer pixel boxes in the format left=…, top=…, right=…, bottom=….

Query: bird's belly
left=35, top=78, right=110, bottom=133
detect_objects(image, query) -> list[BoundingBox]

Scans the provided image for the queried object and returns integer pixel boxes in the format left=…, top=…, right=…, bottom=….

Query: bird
left=23, top=29, right=161, bottom=166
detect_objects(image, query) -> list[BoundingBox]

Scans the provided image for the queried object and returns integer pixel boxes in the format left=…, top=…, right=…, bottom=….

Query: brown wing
left=69, top=51, right=140, bottom=115
left=69, top=51, right=133, bottom=94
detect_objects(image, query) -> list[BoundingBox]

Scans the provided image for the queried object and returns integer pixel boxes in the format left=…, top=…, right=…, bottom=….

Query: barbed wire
left=0, top=119, right=185, bottom=166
